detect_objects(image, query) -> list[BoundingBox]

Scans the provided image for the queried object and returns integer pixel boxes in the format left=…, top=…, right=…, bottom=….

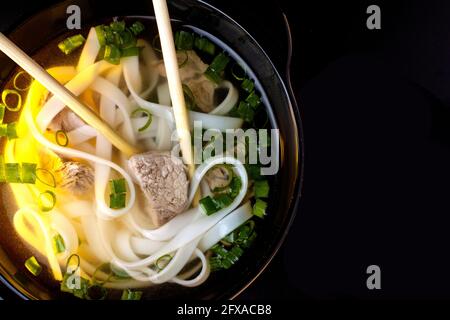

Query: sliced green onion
left=121, top=289, right=143, bottom=300
left=131, top=108, right=152, bottom=132
left=156, top=254, right=172, bottom=271
left=241, top=78, right=255, bottom=93
left=0, top=104, right=5, bottom=122
left=254, top=180, right=269, bottom=198
left=110, top=178, right=126, bottom=194
left=103, top=44, right=121, bottom=65
left=110, top=20, right=126, bottom=32
left=38, top=190, right=56, bottom=212
left=55, top=130, right=69, bottom=147
left=194, top=37, right=215, bottom=55
left=21, top=163, right=37, bottom=184
left=109, top=192, right=126, bottom=209
left=229, top=176, right=242, bottom=198
left=175, top=31, right=194, bottom=50
left=199, top=195, right=220, bottom=215
left=245, top=164, right=262, bottom=181
left=66, top=254, right=81, bottom=272
left=5, top=163, right=21, bottom=183
left=6, top=122, right=18, bottom=139
left=53, top=234, right=66, bottom=254
left=24, top=256, right=42, bottom=276
left=35, top=168, right=56, bottom=188
left=252, top=199, right=267, bottom=218
left=204, top=52, right=230, bottom=84
left=231, top=63, right=246, bottom=81
left=2, top=89, right=22, bottom=112
left=130, top=21, right=145, bottom=36
left=58, top=34, right=86, bottom=55
left=237, top=101, right=255, bottom=123
left=121, top=46, right=141, bottom=57
left=13, top=71, right=32, bottom=91
left=95, top=25, right=107, bottom=46
left=246, top=91, right=261, bottom=109
left=213, top=193, right=233, bottom=208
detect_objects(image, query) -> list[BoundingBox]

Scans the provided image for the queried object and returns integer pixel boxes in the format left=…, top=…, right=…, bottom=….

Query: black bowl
left=0, top=0, right=303, bottom=299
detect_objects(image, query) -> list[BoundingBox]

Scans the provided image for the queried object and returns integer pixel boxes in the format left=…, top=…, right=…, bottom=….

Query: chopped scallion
left=5, top=163, right=21, bottom=183
left=254, top=180, right=269, bottom=198
left=103, top=44, right=121, bottom=65
left=55, top=130, right=69, bottom=147
left=204, top=52, right=230, bottom=84
left=25, top=256, right=42, bottom=276
left=237, top=101, right=255, bottom=123
left=231, top=64, right=245, bottom=81
left=246, top=91, right=261, bottom=109
left=121, top=46, right=141, bottom=57
left=58, top=34, right=86, bottom=55
left=38, top=190, right=56, bottom=212
left=156, top=254, right=172, bottom=271
left=194, top=37, right=215, bottom=55
left=35, top=168, right=56, bottom=188
left=110, top=178, right=126, bottom=194
left=53, top=234, right=66, bottom=254
left=252, top=199, right=267, bottom=218
left=13, top=71, right=32, bottom=92
left=121, top=289, right=143, bottom=300
left=109, top=192, right=126, bottom=209
left=131, top=108, right=152, bottom=132
left=2, top=89, right=22, bottom=112
left=175, top=31, right=194, bottom=50
left=6, top=122, right=18, bottom=139
left=241, top=78, right=255, bottom=93
left=21, top=163, right=37, bottom=184
left=130, top=21, right=145, bottom=36
left=199, top=195, right=220, bottom=215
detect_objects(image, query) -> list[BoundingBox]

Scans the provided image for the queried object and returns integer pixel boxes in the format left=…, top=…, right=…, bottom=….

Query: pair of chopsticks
left=0, top=0, right=194, bottom=176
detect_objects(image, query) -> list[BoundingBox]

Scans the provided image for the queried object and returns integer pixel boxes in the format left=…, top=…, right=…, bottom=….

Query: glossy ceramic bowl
left=0, top=0, right=303, bottom=299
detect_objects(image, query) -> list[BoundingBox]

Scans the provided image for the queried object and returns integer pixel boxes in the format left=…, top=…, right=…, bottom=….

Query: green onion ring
left=231, top=63, right=246, bottom=81
left=35, top=168, right=56, bottom=188
left=65, top=254, right=81, bottom=274
left=38, top=190, right=56, bottom=212
left=13, top=71, right=33, bottom=91
left=2, top=89, right=22, bottom=112
left=55, top=130, right=69, bottom=147
left=131, top=108, right=152, bottom=132
left=156, top=254, right=172, bottom=271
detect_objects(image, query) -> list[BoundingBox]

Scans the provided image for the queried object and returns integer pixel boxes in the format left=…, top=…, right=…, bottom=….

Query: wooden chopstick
left=0, top=32, right=140, bottom=157
left=152, top=0, right=195, bottom=179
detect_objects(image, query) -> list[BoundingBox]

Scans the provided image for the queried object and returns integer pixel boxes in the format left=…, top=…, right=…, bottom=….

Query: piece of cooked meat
left=158, top=50, right=218, bottom=112
left=184, top=77, right=217, bottom=113
left=205, top=165, right=232, bottom=191
left=57, top=161, right=94, bottom=195
left=128, top=152, right=189, bottom=227
left=48, top=108, right=85, bottom=132
left=157, top=50, right=209, bottom=81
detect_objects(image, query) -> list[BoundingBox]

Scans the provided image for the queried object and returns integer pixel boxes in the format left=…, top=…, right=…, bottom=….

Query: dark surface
left=2, top=0, right=450, bottom=300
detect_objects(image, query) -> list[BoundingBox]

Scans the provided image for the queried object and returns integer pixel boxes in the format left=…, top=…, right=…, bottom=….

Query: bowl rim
left=0, top=0, right=305, bottom=300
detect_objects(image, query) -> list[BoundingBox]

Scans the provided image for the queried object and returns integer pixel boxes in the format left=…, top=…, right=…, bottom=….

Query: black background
left=3, top=0, right=450, bottom=300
